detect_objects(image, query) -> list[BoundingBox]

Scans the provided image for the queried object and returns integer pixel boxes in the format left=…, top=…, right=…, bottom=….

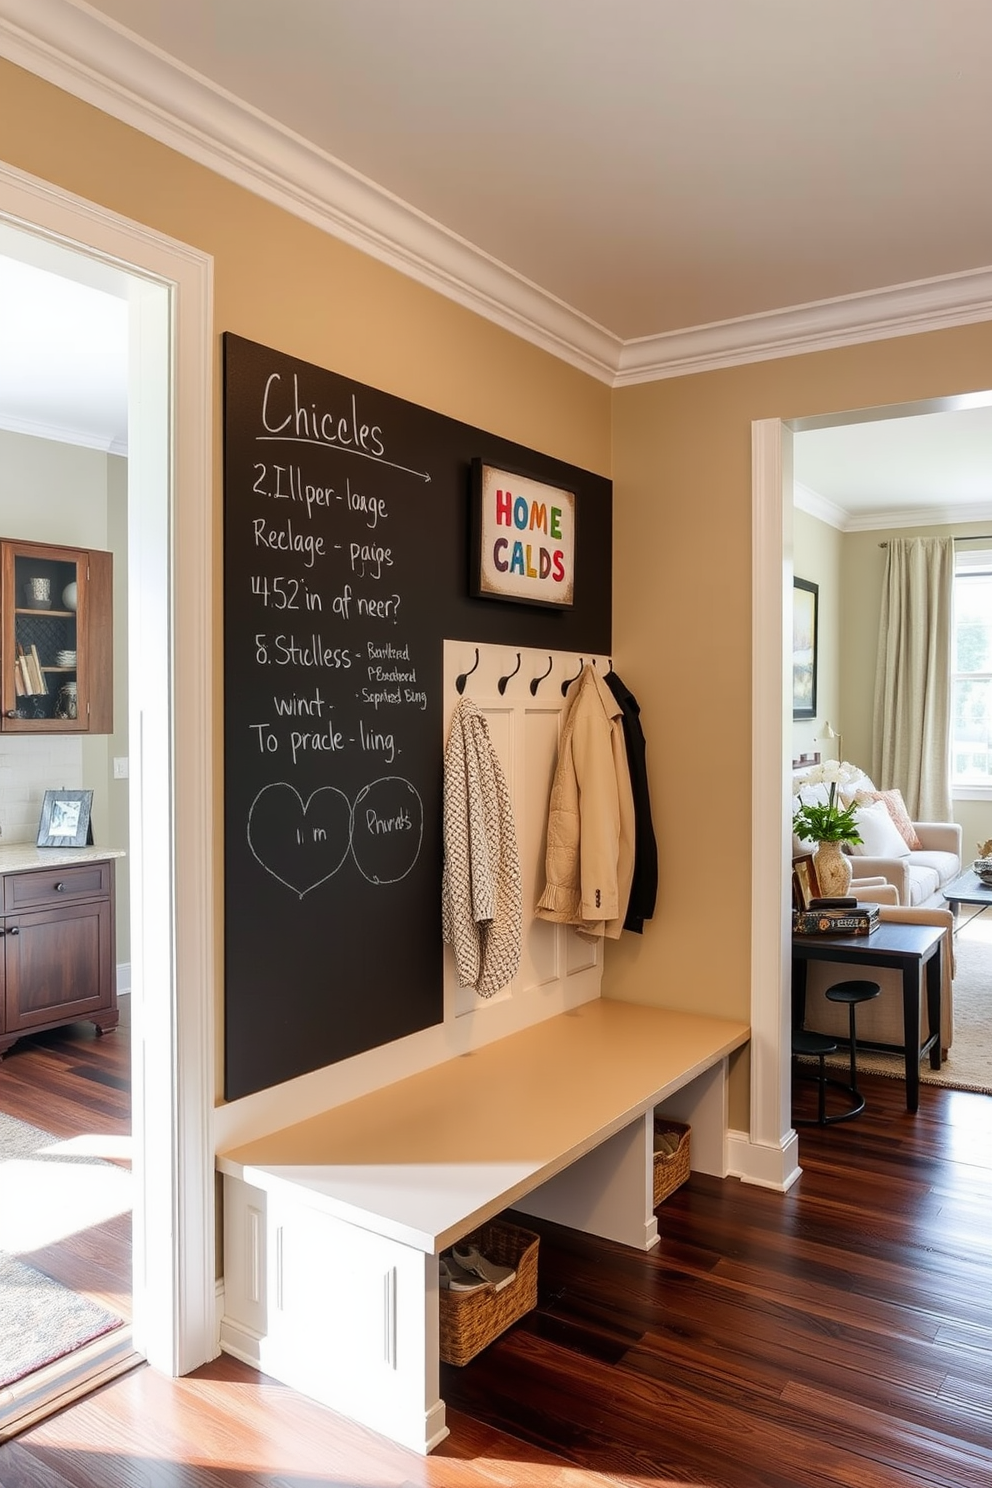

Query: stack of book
left=793, top=896, right=880, bottom=936
left=12, top=642, right=47, bottom=698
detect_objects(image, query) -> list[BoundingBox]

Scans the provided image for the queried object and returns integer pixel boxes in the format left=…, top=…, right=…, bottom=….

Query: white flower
left=791, top=759, right=861, bottom=795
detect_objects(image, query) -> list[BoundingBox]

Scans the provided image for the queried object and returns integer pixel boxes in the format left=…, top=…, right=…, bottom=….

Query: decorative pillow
left=855, top=788, right=922, bottom=850
left=848, top=799, right=912, bottom=858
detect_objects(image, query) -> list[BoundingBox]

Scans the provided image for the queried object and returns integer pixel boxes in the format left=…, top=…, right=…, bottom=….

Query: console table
left=217, top=1000, right=749, bottom=1453
left=792, top=920, right=944, bottom=1113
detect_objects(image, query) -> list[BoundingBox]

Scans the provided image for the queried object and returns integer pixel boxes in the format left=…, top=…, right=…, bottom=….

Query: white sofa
left=792, top=762, right=961, bottom=909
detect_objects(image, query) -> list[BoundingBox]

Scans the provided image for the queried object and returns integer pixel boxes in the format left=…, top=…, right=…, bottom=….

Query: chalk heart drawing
left=350, top=776, right=424, bottom=885
left=247, top=783, right=352, bottom=898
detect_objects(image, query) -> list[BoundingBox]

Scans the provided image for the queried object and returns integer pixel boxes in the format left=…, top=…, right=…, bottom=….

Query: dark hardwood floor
left=1, top=1038, right=990, bottom=1487
left=0, top=1012, right=131, bottom=1321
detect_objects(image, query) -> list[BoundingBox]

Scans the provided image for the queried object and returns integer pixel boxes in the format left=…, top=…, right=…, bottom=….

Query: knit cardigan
left=441, top=697, right=522, bottom=997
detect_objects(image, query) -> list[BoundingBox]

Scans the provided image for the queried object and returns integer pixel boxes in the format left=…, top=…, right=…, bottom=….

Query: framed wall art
left=37, top=788, right=94, bottom=848
left=792, top=577, right=818, bottom=720
left=471, top=459, right=575, bottom=608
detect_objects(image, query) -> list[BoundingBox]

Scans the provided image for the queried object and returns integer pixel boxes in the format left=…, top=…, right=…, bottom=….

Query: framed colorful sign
left=471, top=460, right=575, bottom=608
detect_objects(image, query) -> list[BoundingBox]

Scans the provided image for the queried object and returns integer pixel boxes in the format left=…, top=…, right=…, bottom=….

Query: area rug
left=0, top=1111, right=128, bottom=1388
left=820, top=913, right=992, bottom=1095
left=0, top=1253, right=123, bottom=1388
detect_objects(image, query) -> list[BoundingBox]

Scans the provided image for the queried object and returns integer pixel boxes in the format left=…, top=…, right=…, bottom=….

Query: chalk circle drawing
left=247, top=783, right=352, bottom=898
left=351, top=776, right=424, bottom=885
left=247, top=776, right=424, bottom=895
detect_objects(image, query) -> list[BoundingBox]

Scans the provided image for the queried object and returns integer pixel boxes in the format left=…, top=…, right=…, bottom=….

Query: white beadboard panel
left=443, top=640, right=608, bottom=1024
left=0, top=733, right=82, bottom=842
left=520, top=705, right=561, bottom=993
left=566, top=928, right=599, bottom=976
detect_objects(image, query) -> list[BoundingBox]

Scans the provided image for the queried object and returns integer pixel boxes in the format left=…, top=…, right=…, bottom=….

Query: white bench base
left=218, top=1002, right=748, bottom=1454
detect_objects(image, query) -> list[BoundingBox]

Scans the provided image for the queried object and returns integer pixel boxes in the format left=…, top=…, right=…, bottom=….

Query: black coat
left=605, top=670, right=658, bottom=933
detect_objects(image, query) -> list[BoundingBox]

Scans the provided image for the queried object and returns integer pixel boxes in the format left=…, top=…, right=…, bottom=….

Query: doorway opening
left=0, top=159, right=214, bottom=1433
left=751, top=393, right=992, bottom=1180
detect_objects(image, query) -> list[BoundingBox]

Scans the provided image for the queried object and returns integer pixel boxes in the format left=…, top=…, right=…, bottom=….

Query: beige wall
left=609, top=334, right=992, bottom=1125
left=0, top=429, right=129, bottom=963
left=6, top=60, right=992, bottom=1131
left=793, top=508, right=843, bottom=765
left=0, top=60, right=611, bottom=1102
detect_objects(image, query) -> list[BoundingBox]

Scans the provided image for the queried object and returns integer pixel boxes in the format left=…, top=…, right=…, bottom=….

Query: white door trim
left=0, top=158, right=215, bottom=1373
left=745, top=418, right=800, bottom=1192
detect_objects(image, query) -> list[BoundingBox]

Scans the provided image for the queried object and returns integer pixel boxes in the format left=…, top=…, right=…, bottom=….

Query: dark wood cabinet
left=1, top=538, right=113, bottom=733
left=0, top=857, right=118, bottom=1056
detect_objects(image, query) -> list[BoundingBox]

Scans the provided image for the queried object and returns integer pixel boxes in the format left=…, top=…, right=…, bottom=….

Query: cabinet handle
left=7, top=926, right=18, bottom=935
left=54, top=881, right=65, bottom=892
left=5, top=710, right=15, bottom=718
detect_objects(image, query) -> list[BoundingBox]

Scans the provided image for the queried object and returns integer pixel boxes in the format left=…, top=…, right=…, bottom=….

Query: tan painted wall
left=793, top=508, right=843, bottom=765
left=609, top=334, right=992, bottom=1125
left=6, top=60, right=992, bottom=1132
left=0, top=60, right=611, bottom=1104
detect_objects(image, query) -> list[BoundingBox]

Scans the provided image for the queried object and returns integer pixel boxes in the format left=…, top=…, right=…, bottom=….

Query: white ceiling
left=52, top=0, right=992, bottom=343
left=3, top=0, right=992, bottom=520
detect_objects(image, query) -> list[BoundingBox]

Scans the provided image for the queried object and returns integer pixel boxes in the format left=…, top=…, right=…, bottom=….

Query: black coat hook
left=455, top=647, right=480, bottom=694
left=561, top=658, right=583, bottom=696
left=530, top=655, right=553, bottom=696
left=497, top=652, right=522, bottom=695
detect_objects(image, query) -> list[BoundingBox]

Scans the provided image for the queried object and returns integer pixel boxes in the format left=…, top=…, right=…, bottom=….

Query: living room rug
left=820, top=913, right=992, bottom=1095
left=0, top=1111, right=129, bottom=1388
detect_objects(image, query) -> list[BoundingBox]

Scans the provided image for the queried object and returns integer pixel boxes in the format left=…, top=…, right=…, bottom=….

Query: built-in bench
left=217, top=999, right=749, bottom=1454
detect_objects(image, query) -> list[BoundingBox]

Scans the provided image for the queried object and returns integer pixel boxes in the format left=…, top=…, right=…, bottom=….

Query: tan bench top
left=217, top=999, right=749, bottom=1252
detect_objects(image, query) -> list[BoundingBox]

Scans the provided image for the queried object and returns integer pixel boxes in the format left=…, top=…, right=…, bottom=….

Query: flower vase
left=814, top=840, right=852, bottom=897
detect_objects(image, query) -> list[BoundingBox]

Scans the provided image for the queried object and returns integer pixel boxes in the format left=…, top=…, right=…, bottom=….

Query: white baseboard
left=215, top=1279, right=225, bottom=1350
left=725, top=1127, right=801, bottom=1191
left=116, top=961, right=131, bottom=996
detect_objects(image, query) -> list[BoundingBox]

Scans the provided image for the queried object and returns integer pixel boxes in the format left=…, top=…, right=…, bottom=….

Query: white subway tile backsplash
left=0, top=737, right=83, bottom=842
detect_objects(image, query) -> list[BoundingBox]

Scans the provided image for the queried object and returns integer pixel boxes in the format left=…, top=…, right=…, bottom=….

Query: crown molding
left=0, top=408, right=125, bottom=454
left=0, top=0, right=621, bottom=384
left=843, top=502, right=992, bottom=533
left=793, top=482, right=847, bottom=531
left=3, top=1, right=992, bottom=389
left=615, top=268, right=992, bottom=385
left=793, top=480, right=992, bottom=535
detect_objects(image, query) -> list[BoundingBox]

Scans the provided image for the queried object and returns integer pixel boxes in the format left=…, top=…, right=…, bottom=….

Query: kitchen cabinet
left=1, top=538, right=113, bottom=733
left=0, top=853, right=118, bottom=1057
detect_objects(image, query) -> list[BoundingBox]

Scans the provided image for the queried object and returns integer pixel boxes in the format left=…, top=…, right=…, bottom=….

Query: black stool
left=791, top=1029, right=841, bottom=1125
left=824, top=978, right=881, bottom=1119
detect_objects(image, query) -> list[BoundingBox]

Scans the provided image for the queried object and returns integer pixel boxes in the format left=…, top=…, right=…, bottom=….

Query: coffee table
left=942, top=867, right=992, bottom=918
left=792, top=920, right=944, bottom=1113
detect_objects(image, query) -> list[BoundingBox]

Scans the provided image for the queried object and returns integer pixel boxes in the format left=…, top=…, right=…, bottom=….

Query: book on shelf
left=793, top=902, right=880, bottom=936
left=29, top=644, right=47, bottom=694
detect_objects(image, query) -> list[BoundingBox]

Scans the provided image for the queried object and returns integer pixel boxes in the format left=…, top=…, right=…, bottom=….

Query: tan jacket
left=536, top=664, right=635, bottom=939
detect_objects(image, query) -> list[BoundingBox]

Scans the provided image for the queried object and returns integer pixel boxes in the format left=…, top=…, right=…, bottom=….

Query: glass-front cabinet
left=1, top=539, right=113, bottom=734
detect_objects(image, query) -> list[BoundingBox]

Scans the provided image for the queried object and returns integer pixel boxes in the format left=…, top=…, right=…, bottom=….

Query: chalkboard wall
left=223, top=333, right=612, bottom=1099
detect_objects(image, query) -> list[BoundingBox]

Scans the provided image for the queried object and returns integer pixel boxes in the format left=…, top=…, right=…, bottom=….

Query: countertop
left=0, top=843, right=126, bottom=872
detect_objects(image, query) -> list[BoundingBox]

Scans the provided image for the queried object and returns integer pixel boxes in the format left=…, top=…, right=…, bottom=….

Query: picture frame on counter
left=37, top=788, right=94, bottom=848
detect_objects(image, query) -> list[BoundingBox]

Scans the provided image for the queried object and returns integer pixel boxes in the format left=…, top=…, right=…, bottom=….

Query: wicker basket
left=653, top=1118, right=691, bottom=1206
left=439, top=1219, right=539, bottom=1367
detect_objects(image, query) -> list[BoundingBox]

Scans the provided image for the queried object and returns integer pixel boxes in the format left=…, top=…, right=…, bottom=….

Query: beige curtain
left=872, top=537, right=953, bottom=820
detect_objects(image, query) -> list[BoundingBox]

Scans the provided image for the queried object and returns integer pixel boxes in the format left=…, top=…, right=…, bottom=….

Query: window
left=952, top=548, right=992, bottom=790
